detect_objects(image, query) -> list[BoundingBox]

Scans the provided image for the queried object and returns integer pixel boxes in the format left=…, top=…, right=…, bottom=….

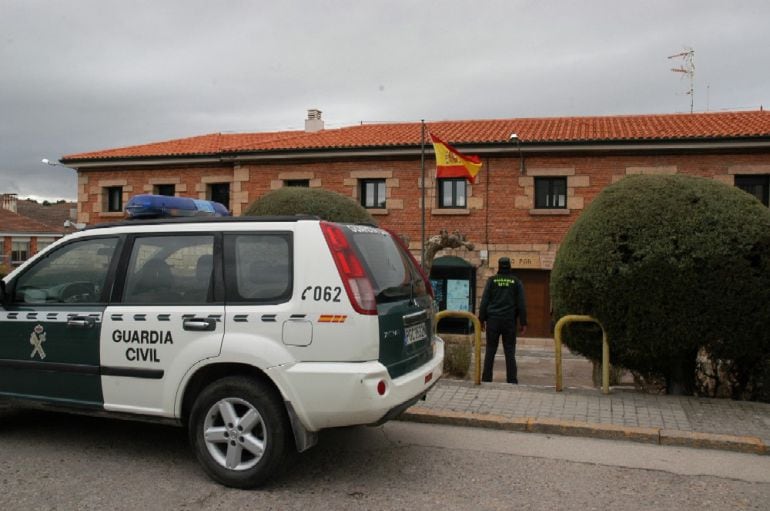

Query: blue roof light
left=125, top=194, right=231, bottom=219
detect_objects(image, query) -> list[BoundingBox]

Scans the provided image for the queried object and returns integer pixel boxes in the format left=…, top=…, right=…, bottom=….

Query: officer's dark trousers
left=481, top=317, right=517, bottom=383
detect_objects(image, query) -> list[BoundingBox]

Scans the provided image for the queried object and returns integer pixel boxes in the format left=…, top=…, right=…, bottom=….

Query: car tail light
left=377, top=380, right=387, bottom=396
left=320, top=222, right=377, bottom=315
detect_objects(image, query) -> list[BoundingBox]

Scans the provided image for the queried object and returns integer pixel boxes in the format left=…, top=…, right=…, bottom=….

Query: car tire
left=189, top=376, right=290, bottom=488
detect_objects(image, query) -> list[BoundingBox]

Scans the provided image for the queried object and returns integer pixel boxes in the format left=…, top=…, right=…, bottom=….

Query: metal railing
left=554, top=315, right=610, bottom=394
left=434, top=310, right=482, bottom=385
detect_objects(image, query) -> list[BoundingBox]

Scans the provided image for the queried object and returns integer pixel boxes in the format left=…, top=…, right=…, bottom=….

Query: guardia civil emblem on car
left=29, top=324, right=46, bottom=360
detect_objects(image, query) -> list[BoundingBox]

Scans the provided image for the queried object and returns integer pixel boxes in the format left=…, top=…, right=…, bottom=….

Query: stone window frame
left=195, top=175, right=234, bottom=211
left=534, top=176, right=568, bottom=209
left=436, top=178, right=467, bottom=209
left=154, top=183, right=176, bottom=196
left=207, top=182, right=231, bottom=209
left=359, top=178, right=387, bottom=209
left=143, top=177, right=186, bottom=198
left=105, top=186, right=124, bottom=213
left=344, top=170, right=402, bottom=216
left=419, top=176, right=481, bottom=216
left=284, top=179, right=310, bottom=188
left=516, top=167, right=586, bottom=216
left=271, top=171, right=321, bottom=190
left=611, top=166, right=678, bottom=185
left=734, top=175, right=770, bottom=206
left=93, top=178, right=131, bottom=219
left=728, top=165, right=770, bottom=207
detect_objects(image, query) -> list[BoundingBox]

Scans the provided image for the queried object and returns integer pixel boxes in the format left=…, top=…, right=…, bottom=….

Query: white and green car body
left=0, top=217, right=444, bottom=488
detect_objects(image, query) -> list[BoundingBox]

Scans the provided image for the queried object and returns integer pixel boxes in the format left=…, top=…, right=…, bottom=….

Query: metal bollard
left=553, top=315, right=610, bottom=394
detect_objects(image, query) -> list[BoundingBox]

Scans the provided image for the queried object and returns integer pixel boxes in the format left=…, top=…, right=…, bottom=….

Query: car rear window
left=344, top=225, right=427, bottom=302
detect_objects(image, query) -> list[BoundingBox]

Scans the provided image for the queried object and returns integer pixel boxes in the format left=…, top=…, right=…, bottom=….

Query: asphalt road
left=1, top=407, right=769, bottom=510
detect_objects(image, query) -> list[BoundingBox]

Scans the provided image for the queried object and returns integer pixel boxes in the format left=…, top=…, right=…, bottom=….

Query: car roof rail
left=82, top=215, right=321, bottom=231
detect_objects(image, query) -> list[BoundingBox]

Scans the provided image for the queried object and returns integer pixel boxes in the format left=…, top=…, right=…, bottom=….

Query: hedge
left=551, top=174, right=770, bottom=400
left=242, top=187, right=376, bottom=225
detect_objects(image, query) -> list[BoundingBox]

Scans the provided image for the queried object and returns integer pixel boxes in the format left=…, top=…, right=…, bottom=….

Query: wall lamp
left=509, top=133, right=525, bottom=175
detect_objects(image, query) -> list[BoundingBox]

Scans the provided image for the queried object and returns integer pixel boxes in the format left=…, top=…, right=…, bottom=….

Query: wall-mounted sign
left=493, top=253, right=541, bottom=269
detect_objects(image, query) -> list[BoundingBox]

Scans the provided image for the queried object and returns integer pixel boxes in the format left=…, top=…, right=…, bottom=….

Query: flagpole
left=420, top=120, right=426, bottom=270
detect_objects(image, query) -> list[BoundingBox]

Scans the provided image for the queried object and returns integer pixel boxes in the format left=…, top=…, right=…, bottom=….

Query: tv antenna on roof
left=668, top=47, right=695, bottom=113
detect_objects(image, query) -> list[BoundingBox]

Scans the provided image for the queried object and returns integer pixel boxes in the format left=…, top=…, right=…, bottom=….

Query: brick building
left=0, top=194, right=74, bottom=269
left=60, top=110, right=770, bottom=337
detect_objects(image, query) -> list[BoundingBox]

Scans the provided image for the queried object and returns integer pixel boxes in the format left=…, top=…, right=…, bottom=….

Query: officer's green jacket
left=478, top=271, right=527, bottom=325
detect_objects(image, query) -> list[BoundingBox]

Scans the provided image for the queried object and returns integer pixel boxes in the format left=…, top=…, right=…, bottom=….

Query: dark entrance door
left=513, top=269, right=551, bottom=338
left=429, top=256, right=476, bottom=334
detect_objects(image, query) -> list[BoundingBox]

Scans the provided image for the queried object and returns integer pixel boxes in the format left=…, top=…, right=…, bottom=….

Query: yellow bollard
left=435, top=310, right=482, bottom=385
left=553, top=315, right=610, bottom=394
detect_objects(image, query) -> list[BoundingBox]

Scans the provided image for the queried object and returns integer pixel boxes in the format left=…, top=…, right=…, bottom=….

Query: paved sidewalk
left=402, top=379, right=770, bottom=455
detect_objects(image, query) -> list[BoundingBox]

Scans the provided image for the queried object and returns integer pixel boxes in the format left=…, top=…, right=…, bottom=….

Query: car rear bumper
left=268, top=337, right=444, bottom=432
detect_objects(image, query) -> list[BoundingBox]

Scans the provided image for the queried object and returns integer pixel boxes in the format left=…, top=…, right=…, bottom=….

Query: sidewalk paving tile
left=405, top=379, right=770, bottom=454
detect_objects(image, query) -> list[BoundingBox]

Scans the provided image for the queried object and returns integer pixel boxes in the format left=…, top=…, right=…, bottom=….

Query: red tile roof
left=62, top=110, right=770, bottom=162
left=0, top=208, right=67, bottom=234
left=16, top=200, right=77, bottom=230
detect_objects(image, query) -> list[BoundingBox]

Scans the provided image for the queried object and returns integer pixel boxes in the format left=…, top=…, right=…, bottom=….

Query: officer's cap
left=498, top=257, right=512, bottom=270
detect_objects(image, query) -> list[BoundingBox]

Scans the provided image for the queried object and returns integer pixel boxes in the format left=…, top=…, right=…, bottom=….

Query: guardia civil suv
left=0, top=215, right=443, bottom=488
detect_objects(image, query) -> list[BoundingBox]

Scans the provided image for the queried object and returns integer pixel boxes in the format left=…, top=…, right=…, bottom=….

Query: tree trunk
left=665, top=354, right=697, bottom=395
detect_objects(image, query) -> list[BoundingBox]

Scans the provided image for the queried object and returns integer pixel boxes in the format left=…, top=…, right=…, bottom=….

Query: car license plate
left=404, top=323, right=427, bottom=345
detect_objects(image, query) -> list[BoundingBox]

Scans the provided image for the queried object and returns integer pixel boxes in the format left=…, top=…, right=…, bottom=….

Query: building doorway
left=429, top=256, right=476, bottom=334
left=512, top=269, right=552, bottom=338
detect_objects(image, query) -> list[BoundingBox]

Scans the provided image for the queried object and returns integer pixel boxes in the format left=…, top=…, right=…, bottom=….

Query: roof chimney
left=305, top=109, right=324, bottom=133
left=1, top=193, right=18, bottom=213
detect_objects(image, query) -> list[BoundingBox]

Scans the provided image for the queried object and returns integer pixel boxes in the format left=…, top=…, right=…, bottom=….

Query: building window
left=105, top=186, right=123, bottom=212
left=735, top=175, right=769, bottom=206
left=438, top=178, right=466, bottom=208
left=154, top=184, right=175, bottom=196
left=285, top=179, right=310, bottom=187
left=208, top=183, right=230, bottom=209
left=36, top=238, right=56, bottom=253
left=535, top=177, right=567, bottom=209
left=360, top=179, right=386, bottom=209
left=11, top=239, right=30, bottom=264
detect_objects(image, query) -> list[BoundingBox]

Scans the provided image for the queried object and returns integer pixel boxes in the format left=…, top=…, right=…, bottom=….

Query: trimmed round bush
left=243, top=187, right=376, bottom=225
left=551, top=174, right=770, bottom=398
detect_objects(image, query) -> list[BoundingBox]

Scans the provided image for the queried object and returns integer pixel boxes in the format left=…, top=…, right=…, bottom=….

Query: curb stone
left=400, top=407, right=768, bottom=456
left=659, top=429, right=766, bottom=455
left=526, top=417, right=660, bottom=444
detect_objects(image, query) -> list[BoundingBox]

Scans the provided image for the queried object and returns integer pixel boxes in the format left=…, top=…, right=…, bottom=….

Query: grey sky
left=1, top=0, right=768, bottom=201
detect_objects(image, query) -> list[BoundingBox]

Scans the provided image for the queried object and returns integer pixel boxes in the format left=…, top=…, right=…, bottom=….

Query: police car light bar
left=125, top=194, right=231, bottom=219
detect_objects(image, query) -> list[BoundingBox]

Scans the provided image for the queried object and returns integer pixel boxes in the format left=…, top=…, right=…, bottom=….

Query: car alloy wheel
left=203, top=397, right=267, bottom=471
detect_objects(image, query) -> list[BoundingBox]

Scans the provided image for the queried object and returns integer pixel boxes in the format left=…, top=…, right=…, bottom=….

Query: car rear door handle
left=183, top=318, right=217, bottom=332
left=67, top=316, right=96, bottom=329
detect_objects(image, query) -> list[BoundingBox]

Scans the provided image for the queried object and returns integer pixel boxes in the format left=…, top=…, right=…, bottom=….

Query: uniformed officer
left=479, top=257, right=527, bottom=384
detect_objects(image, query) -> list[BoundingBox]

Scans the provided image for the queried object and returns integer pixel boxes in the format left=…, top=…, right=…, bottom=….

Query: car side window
left=13, top=237, right=119, bottom=304
left=123, top=235, right=214, bottom=305
left=226, top=234, right=292, bottom=303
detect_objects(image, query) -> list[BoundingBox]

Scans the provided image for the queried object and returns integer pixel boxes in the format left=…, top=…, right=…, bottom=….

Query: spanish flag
left=430, top=133, right=483, bottom=184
